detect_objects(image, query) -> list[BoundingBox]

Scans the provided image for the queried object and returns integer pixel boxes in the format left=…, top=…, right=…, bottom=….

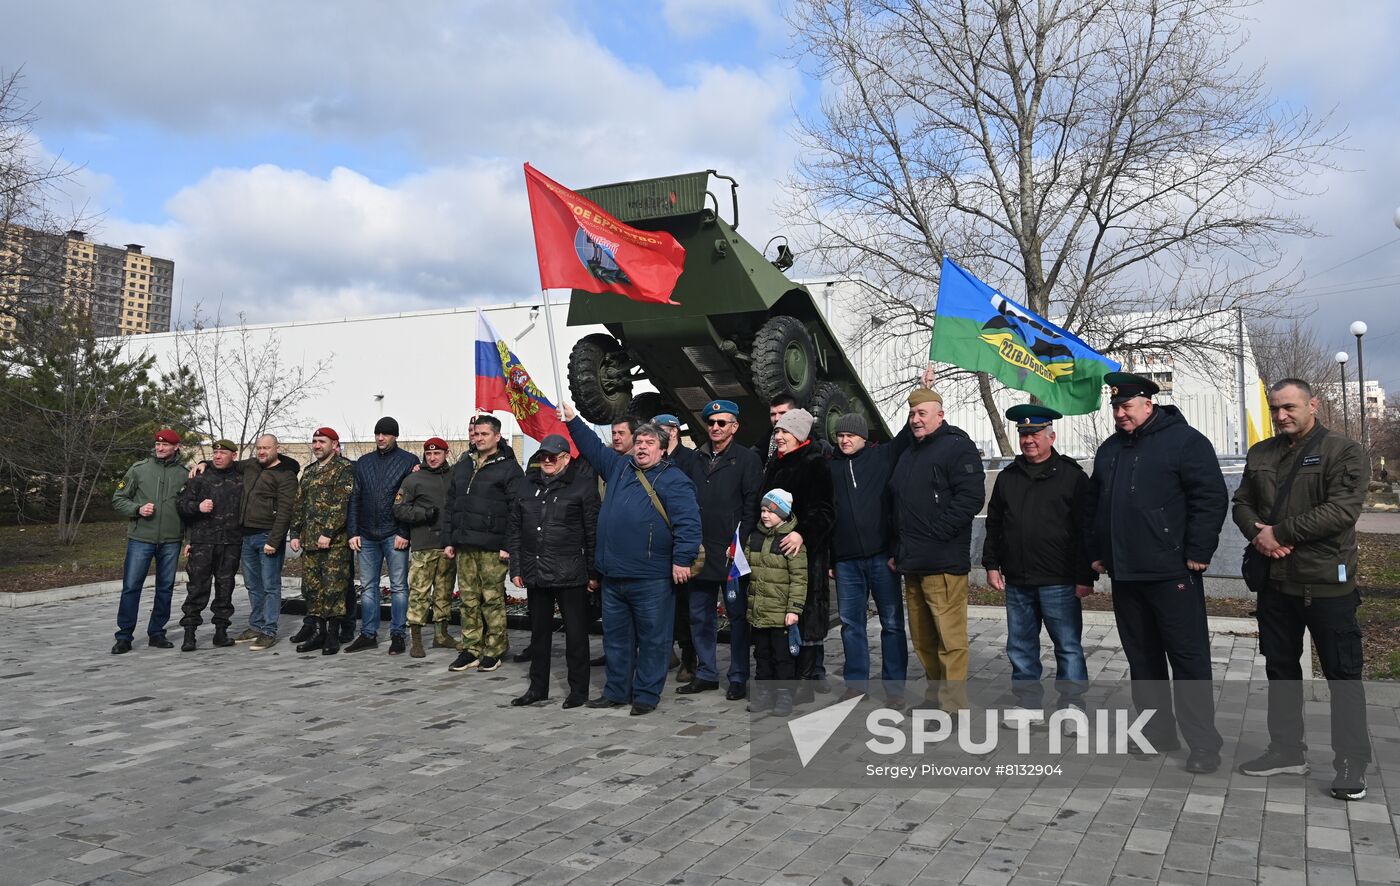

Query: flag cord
left=539, top=288, right=565, bottom=409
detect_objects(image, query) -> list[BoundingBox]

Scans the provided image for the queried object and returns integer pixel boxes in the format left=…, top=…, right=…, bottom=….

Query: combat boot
left=212, top=625, right=234, bottom=647
left=322, top=618, right=341, bottom=655
left=432, top=622, right=460, bottom=650
left=409, top=625, right=426, bottom=658
left=296, top=617, right=325, bottom=653
left=181, top=627, right=197, bottom=652
left=289, top=618, right=316, bottom=644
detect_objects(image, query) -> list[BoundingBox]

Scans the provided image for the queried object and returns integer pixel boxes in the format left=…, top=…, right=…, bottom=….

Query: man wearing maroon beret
left=393, top=437, right=458, bottom=657
left=111, top=429, right=189, bottom=654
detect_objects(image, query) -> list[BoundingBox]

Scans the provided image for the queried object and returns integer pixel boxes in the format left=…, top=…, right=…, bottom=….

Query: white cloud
left=661, top=0, right=783, bottom=38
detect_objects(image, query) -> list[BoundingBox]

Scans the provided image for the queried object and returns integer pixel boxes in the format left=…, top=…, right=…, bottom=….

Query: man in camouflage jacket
left=289, top=427, right=356, bottom=654
left=175, top=439, right=244, bottom=650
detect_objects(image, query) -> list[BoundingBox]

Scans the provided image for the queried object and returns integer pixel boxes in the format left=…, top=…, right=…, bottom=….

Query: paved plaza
left=1, top=595, right=1397, bottom=886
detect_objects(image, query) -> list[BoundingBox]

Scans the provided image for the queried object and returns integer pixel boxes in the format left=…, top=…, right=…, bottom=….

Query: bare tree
left=1249, top=316, right=1351, bottom=429
left=168, top=305, right=334, bottom=453
left=786, top=0, right=1341, bottom=453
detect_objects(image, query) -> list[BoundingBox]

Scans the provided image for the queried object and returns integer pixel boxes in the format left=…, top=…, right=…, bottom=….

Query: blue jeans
left=836, top=555, right=908, bottom=688
left=358, top=537, right=409, bottom=638
left=114, top=539, right=180, bottom=642
left=1005, top=583, right=1088, bottom=707
left=687, top=579, right=751, bottom=684
left=601, top=577, right=675, bottom=707
left=241, top=532, right=287, bottom=637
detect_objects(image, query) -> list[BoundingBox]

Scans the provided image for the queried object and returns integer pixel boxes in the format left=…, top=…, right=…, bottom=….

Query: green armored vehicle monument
left=566, top=170, right=890, bottom=447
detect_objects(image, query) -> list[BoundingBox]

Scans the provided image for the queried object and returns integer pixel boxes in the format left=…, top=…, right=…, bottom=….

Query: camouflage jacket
left=176, top=463, right=244, bottom=545
left=290, top=455, right=355, bottom=544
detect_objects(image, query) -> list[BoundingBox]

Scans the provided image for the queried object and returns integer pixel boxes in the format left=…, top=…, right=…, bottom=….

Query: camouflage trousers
left=302, top=546, right=354, bottom=618
left=408, top=548, right=456, bottom=627
left=457, top=546, right=509, bottom=658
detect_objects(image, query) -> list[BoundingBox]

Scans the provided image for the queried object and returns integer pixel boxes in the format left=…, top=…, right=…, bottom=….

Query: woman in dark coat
left=759, top=408, right=835, bottom=697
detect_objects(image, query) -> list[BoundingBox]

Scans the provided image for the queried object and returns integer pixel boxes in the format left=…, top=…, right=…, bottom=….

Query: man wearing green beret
left=174, top=440, right=244, bottom=650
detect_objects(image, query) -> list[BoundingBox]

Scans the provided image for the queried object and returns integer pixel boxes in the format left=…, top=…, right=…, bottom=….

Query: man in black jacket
left=1088, top=372, right=1228, bottom=773
left=506, top=434, right=600, bottom=708
left=345, top=417, right=420, bottom=655
left=982, top=405, right=1095, bottom=714
left=442, top=415, right=523, bottom=673
left=666, top=401, right=763, bottom=700
left=229, top=435, right=299, bottom=651
left=889, top=387, right=984, bottom=708
left=175, top=439, right=243, bottom=651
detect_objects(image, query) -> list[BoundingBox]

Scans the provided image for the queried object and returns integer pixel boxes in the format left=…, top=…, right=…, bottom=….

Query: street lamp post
left=1335, top=351, right=1350, bottom=439
left=1350, top=321, right=1368, bottom=454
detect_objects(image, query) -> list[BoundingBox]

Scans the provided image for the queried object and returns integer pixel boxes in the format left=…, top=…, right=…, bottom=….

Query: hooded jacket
left=745, top=515, right=808, bottom=629
left=393, top=459, right=453, bottom=550
left=507, top=459, right=600, bottom=588
left=348, top=444, right=420, bottom=542
left=1088, top=404, right=1228, bottom=581
left=982, top=450, right=1096, bottom=587
left=829, top=424, right=913, bottom=562
left=176, top=462, right=243, bottom=545
left=440, top=444, right=523, bottom=551
left=888, top=422, right=985, bottom=575
left=113, top=452, right=188, bottom=544
left=567, top=415, right=702, bottom=579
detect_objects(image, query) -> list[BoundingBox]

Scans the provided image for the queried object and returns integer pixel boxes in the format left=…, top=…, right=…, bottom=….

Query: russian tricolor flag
left=474, top=311, right=576, bottom=455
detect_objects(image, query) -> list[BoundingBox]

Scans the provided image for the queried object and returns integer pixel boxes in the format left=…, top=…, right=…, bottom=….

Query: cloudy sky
left=5, top=0, right=1399, bottom=390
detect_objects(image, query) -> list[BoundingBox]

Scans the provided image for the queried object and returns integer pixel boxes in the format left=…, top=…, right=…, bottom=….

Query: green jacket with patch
left=112, top=453, right=188, bottom=544
left=290, top=455, right=355, bottom=545
left=393, top=461, right=452, bottom=551
left=1232, top=424, right=1366, bottom=598
left=745, top=516, right=808, bottom=629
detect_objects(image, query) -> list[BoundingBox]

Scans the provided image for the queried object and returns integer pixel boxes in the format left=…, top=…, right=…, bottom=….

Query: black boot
left=338, top=618, right=356, bottom=644
left=296, top=617, right=326, bottom=653
left=321, top=618, right=341, bottom=655
left=772, top=689, right=795, bottom=717
left=212, top=625, right=234, bottom=647
left=289, top=618, right=316, bottom=644
left=181, top=627, right=197, bottom=652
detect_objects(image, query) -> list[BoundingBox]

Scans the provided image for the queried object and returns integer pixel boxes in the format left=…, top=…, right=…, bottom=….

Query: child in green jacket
left=746, top=488, right=808, bottom=715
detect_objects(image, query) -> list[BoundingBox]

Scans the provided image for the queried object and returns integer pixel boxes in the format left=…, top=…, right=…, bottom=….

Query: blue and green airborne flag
left=929, top=257, right=1119, bottom=415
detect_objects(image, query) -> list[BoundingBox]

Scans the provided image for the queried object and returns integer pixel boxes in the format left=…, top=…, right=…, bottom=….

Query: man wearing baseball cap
left=110, top=429, right=189, bottom=654
left=174, top=439, right=244, bottom=651
left=1088, top=371, right=1228, bottom=773
left=288, top=428, right=356, bottom=654
left=393, top=437, right=458, bottom=658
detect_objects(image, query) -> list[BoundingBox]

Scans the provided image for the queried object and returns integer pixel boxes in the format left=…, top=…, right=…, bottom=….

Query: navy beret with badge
left=1005, top=403, right=1061, bottom=434
left=1104, top=371, right=1160, bottom=406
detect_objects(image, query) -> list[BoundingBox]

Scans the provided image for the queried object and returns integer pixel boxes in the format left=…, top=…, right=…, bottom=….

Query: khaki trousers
left=904, top=573, right=969, bottom=709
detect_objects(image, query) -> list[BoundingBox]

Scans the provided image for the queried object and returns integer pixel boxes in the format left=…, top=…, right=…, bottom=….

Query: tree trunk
left=977, top=372, right=1013, bottom=456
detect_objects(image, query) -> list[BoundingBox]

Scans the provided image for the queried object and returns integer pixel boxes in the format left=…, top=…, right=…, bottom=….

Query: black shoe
left=448, top=652, right=479, bottom=672
left=1184, top=750, right=1221, bottom=774
left=1331, top=758, right=1368, bottom=801
left=772, top=689, right=794, bottom=717
left=181, top=627, right=197, bottom=652
left=321, top=619, right=341, bottom=655
left=111, top=639, right=132, bottom=655
left=212, top=626, right=234, bottom=647
left=630, top=703, right=656, bottom=716
left=590, top=653, right=607, bottom=667
left=676, top=666, right=695, bottom=684
left=1238, top=748, right=1309, bottom=777
left=562, top=693, right=587, bottom=709
left=344, top=634, right=378, bottom=653
left=726, top=682, right=748, bottom=701
left=289, top=620, right=316, bottom=644
left=793, top=683, right=815, bottom=706
left=387, top=634, right=406, bottom=656
left=747, top=686, right=773, bottom=714
left=511, top=690, right=547, bottom=707
left=148, top=634, right=174, bottom=649
left=586, top=695, right=627, bottom=708
left=814, top=675, right=832, bottom=695
left=676, top=679, right=719, bottom=695
left=296, top=619, right=326, bottom=654
left=478, top=656, right=501, bottom=672
left=512, top=647, right=534, bottom=663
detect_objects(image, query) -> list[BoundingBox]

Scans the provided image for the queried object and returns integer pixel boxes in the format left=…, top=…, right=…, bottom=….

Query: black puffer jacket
left=830, top=424, right=913, bottom=562
left=442, top=445, right=523, bottom=551
left=177, top=463, right=243, bottom=544
left=1088, top=404, right=1228, bottom=581
left=982, top=451, right=1096, bottom=587
left=671, top=441, right=764, bottom=583
left=888, top=422, right=985, bottom=575
left=507, top=460, right=599, bottom=588
left=761, top=442, right=835, bottom=643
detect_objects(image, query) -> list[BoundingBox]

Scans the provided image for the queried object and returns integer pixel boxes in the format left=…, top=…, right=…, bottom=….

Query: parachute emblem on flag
left=977, top=301, right=1077, bottom=384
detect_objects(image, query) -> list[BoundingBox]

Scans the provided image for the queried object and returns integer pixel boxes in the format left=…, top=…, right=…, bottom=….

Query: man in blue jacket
left=1088, top=372, right=1228, bottom=774
left=562, top=402, right=703, bottom=716
left=345, top=417, right=420, bottom=655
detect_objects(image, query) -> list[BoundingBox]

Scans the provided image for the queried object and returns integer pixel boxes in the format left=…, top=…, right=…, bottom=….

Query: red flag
left=523, top=163, right=686, bottom=305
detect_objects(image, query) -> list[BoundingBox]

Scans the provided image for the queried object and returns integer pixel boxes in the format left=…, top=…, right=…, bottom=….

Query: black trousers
left=674, top=589, right=693, bottom=661
left=528, top=585, right=590, bottom=698
left=753, top=627, right=796, bottom=681
left=180, top=543, right=240, bottom=628
left=1111, top=572, right=1222, bottom=753
left=1257, top=588, right=1370, bottom=764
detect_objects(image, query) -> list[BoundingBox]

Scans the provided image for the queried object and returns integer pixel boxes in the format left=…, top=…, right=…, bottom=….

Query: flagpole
left=539, top=288, right=566, bottom=407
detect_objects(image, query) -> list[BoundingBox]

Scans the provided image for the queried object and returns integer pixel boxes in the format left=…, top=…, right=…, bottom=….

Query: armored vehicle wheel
left=809, top=381, right=850, bottom=443
left=628, top=392, right=679, bottom=423
left=568, top=333, right=634, bottom=424
left=752, top=315, right=816, bottom=405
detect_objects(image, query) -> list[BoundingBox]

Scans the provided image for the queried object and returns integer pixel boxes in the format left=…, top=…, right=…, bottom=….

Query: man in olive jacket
left=111, top=429, right=189, bottom=654
left=394, top=437, right=457, bottom=658
left=228, top=435, right=300, bottom=649
left=1232, top=378, right=1370, bottom=801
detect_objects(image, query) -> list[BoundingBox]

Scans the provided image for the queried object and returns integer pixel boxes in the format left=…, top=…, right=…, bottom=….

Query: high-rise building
left=0, top=225, right=174, bottom=338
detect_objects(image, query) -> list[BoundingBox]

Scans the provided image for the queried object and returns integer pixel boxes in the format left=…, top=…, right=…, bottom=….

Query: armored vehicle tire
left=568, top=333, right=634, bottom=424
left=628, top=392, right=679, bottom=424
left=752, top=315, right=817, bottom=406
left=809, top=381, right=850, bottom=443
